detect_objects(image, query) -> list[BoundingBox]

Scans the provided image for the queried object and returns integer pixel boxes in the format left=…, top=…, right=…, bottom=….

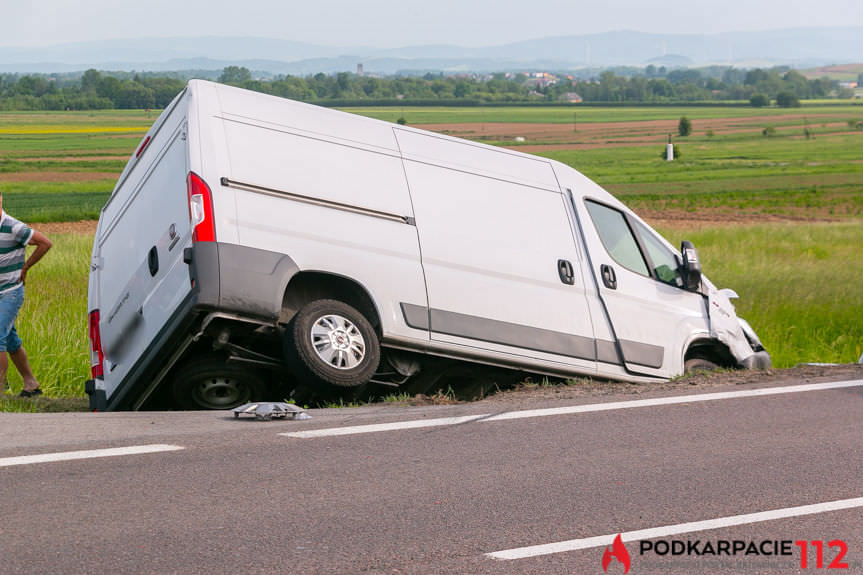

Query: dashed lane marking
left=486, top=496, right=863, bottom=560
left=0, top=444, right=185, bottom=467
left=281, top=415, right=487, bottom=439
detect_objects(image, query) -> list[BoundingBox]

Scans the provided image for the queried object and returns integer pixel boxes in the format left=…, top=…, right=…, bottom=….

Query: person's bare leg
left=0, top=351, right=7, bottom=391
left=10, top=347, right=39, bottom=391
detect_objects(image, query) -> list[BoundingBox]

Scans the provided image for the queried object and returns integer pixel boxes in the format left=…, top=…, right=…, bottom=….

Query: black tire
left=171, top=355, right=268, bottom=410
left=284, top=299, right=380, bottom=388
left=684, top=357, right=720, bottom=373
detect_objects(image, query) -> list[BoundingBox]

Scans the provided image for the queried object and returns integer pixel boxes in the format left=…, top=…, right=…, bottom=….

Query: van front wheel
left=684, top=357, right=720, bottom=373
left=285, top=299, right=380, bottom=388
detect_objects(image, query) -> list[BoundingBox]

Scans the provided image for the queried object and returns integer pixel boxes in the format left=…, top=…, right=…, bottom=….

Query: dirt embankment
left=422, top=114, right=855, bottom=151
left=0, top=171, right=118, bottom=182
left=468, top=363, right=863, bottom=407
left=33, top=220, right=98, bottom=234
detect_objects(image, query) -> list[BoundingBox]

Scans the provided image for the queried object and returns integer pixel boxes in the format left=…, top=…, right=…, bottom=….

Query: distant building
left=357, top=63, right=364, bottom=76
left=561, top=92, right=583, bottom=103
left=838, top=81, right=857, bottom=89
left=528, top=72, right=558, bottom=89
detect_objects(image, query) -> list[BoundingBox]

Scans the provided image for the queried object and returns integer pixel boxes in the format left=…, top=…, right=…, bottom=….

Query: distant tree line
left=0, top=65, right=851, bottom=110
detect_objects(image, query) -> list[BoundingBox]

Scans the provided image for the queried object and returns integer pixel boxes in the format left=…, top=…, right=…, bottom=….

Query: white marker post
left=666, top=134, right=674, bottom=161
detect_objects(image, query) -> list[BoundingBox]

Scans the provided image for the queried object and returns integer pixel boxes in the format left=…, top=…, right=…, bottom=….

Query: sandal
left=19, top=388, right=42, bottom=398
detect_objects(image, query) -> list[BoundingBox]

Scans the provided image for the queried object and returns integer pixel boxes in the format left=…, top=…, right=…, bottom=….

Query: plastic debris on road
left=232, top=402, right=311, bottom=421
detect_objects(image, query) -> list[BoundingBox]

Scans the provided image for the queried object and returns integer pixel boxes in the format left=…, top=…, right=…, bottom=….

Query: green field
left=544, top=134, right=863, bottom=221
left=0, top=104, right=861, bottom=408
left=0, top=110, right=145, bottom=222
left=349, top=102, right=863, bottom=124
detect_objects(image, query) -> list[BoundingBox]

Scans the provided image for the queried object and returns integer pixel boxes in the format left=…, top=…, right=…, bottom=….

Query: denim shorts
left=0, top=284, right=24, bottom=353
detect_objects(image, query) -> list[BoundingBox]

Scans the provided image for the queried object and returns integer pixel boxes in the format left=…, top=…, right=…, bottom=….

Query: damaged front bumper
left=741, top=350, right=772, bottom=370
left=737, top=317, right=772, bottom=370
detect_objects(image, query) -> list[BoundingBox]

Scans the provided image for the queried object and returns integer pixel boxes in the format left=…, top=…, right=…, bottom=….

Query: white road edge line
left=282, top=379, right=863, bottom=439
left=0, top=444, right=185, bottom=467
left=281, top=415, right=488, bottom=439
left=487, top=496, right=863, bottom=560
left=481, top=378, right=863, bottom=422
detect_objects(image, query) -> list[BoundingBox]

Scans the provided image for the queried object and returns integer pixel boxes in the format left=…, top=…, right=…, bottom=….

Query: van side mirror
left=680, top=240, right=702, bottom=291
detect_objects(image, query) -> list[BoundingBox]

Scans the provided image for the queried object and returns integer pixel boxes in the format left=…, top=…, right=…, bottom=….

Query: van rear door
left=93, top=103, right=193, bottom=401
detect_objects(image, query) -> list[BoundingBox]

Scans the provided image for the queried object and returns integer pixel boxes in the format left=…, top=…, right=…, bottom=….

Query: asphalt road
left=2, top=375, right=862, bottom=575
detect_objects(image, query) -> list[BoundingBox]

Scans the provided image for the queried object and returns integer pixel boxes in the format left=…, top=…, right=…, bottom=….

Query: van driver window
left=585, top=200, right=649, bottom=276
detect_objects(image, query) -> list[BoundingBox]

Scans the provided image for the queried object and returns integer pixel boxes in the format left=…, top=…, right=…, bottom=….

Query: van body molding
left=220, top=177, right=416, bottom=226
left=400, top=303, right=664, bottom=368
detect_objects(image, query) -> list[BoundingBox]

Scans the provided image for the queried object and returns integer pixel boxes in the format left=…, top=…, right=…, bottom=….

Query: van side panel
left=213, top=83, right=400, bottom=155
left=221, top=119, right=413, bottom=218
left=394, top=129, right=559, bottom=191
left=222, top=117, right=429, bottom=341
left=397, top=132, right=597, bottom=371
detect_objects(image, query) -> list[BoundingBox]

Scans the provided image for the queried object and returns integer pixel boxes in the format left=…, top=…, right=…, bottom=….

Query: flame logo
left=602, top=533, right=631, bottom=573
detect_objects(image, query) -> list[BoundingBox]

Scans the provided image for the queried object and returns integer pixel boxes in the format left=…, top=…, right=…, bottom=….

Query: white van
left=85, top=80, right=770, bottom=410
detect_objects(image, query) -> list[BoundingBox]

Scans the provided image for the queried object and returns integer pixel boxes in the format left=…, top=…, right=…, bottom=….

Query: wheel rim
left=193, top=376, right=249, bottom=408
left=310, top=314, right=366, bottom=370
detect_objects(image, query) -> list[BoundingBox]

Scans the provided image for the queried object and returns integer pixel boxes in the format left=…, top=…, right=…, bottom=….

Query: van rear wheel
left=171, top=355, right=268, bottom=410
left=284, top=299, right=380, bottom=388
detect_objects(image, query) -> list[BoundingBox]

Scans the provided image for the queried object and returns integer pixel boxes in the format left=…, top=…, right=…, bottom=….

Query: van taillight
left=88, top=310, right=105, bottom=379
left=135, top=135, right=151, bottom=158
left=187, top=171, right=216, bottom=242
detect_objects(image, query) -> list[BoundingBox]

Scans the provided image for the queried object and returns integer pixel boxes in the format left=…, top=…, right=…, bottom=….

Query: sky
left=1, top=0, right=861, bottom=48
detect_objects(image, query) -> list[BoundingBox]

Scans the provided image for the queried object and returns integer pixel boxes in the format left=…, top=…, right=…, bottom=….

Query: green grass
left=0, top=182, right=113, bottom=222
left=0, top=396, right=39, bottom=412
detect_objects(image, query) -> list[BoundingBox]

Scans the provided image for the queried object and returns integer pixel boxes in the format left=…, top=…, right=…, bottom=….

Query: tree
left=218, top=66, right=251, bottom=85
left=599, top=70, right=621, bottom=101
left=678, top=116, right=692, bottom=137
left=776, top=91, right=801, bottom=107
left=744, top=69, right=770, bottom=86
left=115, top=81, right=155, bottom=109
left=453, top=79, right=472, bottom=98
left=750, top=93, right=770, bottom=107
left=648, top=78, right=674, bottom=99
left=81, top=69, right=102, bottom=92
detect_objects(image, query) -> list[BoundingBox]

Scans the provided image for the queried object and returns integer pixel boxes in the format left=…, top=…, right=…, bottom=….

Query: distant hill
left=801, top=63, right=863, bottom=81
left=645, top=54, right=694, bottom=67
left=1, top=27, right=862, bottom=75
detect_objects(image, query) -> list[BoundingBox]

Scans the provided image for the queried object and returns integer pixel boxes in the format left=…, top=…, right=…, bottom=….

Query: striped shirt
left=0, top=212, right=33, bottom=294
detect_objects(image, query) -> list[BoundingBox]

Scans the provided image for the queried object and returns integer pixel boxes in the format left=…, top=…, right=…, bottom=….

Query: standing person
left=0, top=191, right=52, bottom=397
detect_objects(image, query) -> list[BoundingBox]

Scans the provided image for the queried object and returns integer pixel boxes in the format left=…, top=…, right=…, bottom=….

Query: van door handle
left=148, top=246, right=159, bottom=277
left=601, top=264, right=617, bottom=290
left=557, top=259, right=574, bottom=285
